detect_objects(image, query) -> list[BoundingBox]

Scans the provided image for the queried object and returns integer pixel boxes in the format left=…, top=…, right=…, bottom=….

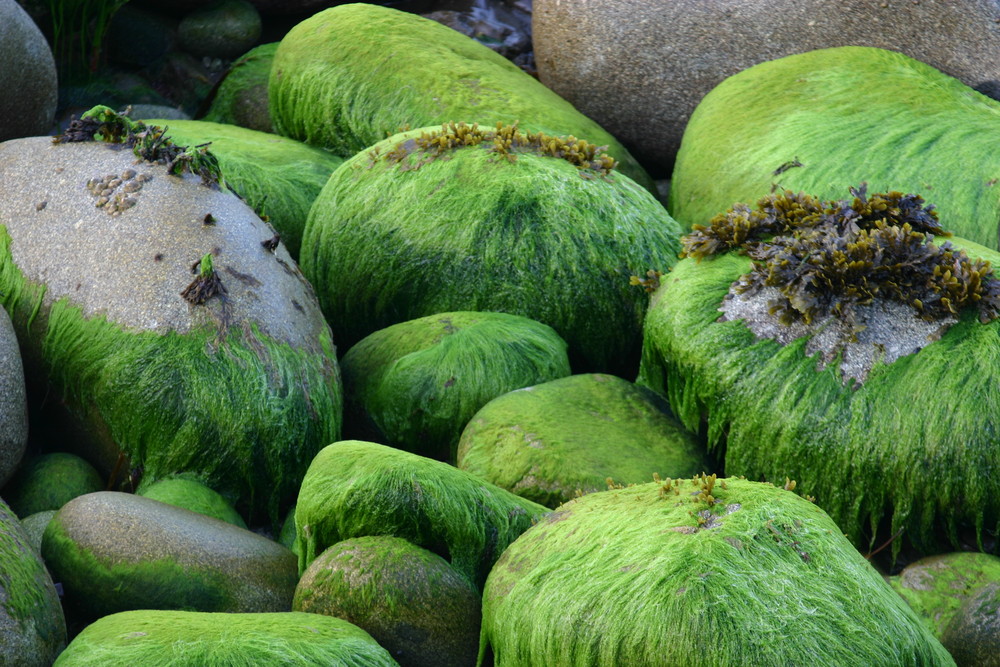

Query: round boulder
left=137, top=475, right=246, bottom=528
left=0, top=0, right=57, bottom=141
left=178, top=0, right=262, bottom=60
left=534, top=0, right=1000, bottom=175
left=0, top=304, right=26, bottom=488
left=201, top=42, right=277, bottom=133
left=294, top=536, right=481, bottom=667
left=3, top=452, right=103, bottom=518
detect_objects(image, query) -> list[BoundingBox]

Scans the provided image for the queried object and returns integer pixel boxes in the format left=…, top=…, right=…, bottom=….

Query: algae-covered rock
left=137, top=475, right=246, bottom=528
left=201, top=42, right=277, bottom=133
left=302, top=123, right=681, bottom=375
left=295, top=441, right=548, bottom=589
left=0, top=497, right=66, bottom=666
left=342, top=311, right=571, bottom=461
left=637, top=228, right=1000, bottom=555
left=42, top=491, right=298, bottom=620
left=457, top=373, right=709, bottom=508
left=18, top=509, right=55, bottom=554
left=138, top=118, right=343, bottom=258
left=53, top=610, right=399, bottom=666
left=669, top=47, right=1000, bottom=250
left=942, top=583, right=1000, bottom=667
left=3, top=452, right=103, bottom=518
left=294, top=535, right=480, bottom=667
left=268, top=3, right=653, bottom=191
left=0, top=119, right=342, bottom=523
left=0, top=304, right=26, bottom=489
left=278, top=503, right=298, bottom=555
left=481, top=476, right=954, bottom=666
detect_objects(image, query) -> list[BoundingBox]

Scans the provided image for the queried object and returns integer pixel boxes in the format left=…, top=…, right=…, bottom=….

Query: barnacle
left=681, top=184, right=1000, bottom=326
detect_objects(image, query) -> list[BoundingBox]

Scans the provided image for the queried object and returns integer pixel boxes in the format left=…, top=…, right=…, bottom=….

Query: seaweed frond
left=181, top=253, right=227, bottom=305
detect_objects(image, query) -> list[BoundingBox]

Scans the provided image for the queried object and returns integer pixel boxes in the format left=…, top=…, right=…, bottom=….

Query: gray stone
left=179, top=0, right=262, bottom=60
left=0, top=306, right=26, bottom=489
left=533, top=0, right=1000, bottom=175
left=18, top=509, right=55, bottom=554
left=0, top=0, right=57, bottom=141
left=0, top=497, right=66, bottom=666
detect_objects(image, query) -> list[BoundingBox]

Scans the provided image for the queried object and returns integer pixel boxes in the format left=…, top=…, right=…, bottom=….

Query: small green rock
left=137, top=476, right=246, bottom=528
left=202, top=42, right=277, bottom=133
left=4, top=452, right=103, bottom=518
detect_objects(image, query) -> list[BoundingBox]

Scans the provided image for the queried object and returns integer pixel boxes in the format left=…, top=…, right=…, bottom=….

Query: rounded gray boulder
left=0, top=305, right=26, bottom=488
left=0, top=0, right=57, bottom=141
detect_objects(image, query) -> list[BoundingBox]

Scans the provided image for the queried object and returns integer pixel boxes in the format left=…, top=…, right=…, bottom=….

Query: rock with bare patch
left=0, top=124, right=342, bottom=524
left=0, top=305, right=26, bottom=488
left=0, top=0, right=57, bottom=141
left=294, top=536, right=481, bottom=667
left=42, top=491, right=298, bottom=622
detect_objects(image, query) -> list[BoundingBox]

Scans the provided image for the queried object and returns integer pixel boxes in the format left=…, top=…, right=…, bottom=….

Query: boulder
left=0, top=113, right=342, bottom=523
left=457, top=373, right=709, bottom=508
left=18, top=510, right=55, bottom=554
left=294, top=536, right=480, bottom=667
left=481, top=476, right=953, bottom=665
left=54, top=610, right=399, bottom=666
left=3, top=452, right=103, bottom=518
left=301, top=122, right=681, bottom=375
left=0, top=497, right=65, bottom=666
left=0, top=0, right=57, bottom=141
left=0, top=305, right=26, bottom=488
left=201, top=42, right=277, bottom=133
left=137, top=475, right=246, bottom=528
left=268, top=3, right=654, bottom=191
left=342, top=311, right=571, bottom=462
left=533, top=0, right=1000, bottom=175
left=178, top=0, right=262, bottom=60
left=42, top=491, right=298, bottom=621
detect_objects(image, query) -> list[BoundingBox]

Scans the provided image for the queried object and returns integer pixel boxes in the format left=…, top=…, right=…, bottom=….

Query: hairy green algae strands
left=0, top=498, right=66, bottom=667
left=53, top=610, right=399, bottom=667
left=137, top=475, right=247, bottom=528
left=341, top=311, right=571, bottom=462
left=139, top=117, right=344, bottom=259
left=294, top=441, right=549, bottom=589
left=302, top=122, right=681, bottom=375
left=0, top=120, right=342, bottom=524
left=637, top=231, right=1000, bottom=557
left=457, top=373, right=710, bottom=508
left=669, top=47, right=1000, bottom=248
left=480, top=477, right=954, bottom=667
left=267, top=3, right=655, bottom=193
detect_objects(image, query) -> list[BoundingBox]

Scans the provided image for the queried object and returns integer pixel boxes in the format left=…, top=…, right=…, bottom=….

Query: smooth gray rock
left=533, top=0, right=1000, bottom=175
left=0, top=0, right=57, bottom=141
left=179, top=0, right=262, bottom=59
left=0, top=307, right=26, bottom=489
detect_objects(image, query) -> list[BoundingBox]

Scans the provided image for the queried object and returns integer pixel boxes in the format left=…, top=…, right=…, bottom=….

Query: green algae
left=480, top=477, right=954, bottom=666
left=457, top=373, right=710, bottom=508
left=140, top=118, right=344, bottom=258
left=301, top=125, right=681, bottom=375
left=202, top=42, right=278, bottom=132
left=268, top=3, right=654, bottom=192
left=3, top=452, right=103, bottom=518
left=294, top=535, right=481, bottom=667
left=0, top=224, right=341, bottom=524
left=668, top=47, right=1000, bottom=249
left=636, top=235, right=1000, bottom=557
left=53, top=610, right=398, bottom=666
left=341, top=311, right=571, bottom=462
left=137, top=476, right=247, bottom=528
left=294, top=441, right=549, bottom=589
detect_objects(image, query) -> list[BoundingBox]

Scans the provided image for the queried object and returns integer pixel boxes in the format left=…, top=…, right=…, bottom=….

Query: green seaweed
left=137, top=476, right=247, bottom=529
left=201, top=43, right=278, bottom=132
left=480, top=478, right=954, bottom=666
left=4, top=452, right=103, bottom=518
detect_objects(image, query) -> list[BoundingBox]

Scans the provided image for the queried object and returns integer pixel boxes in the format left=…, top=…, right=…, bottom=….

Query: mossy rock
left=18, top=509, right=56, bottom=554
left=137, top=118, right=343, bottom=258
left=137, top=475, right=246, bottom=528
left=636, top=236, right=1000, bottom=556
left=295, top=440, right=549, bottom=589
left=457, top=373, right=710, bottom=508
left=0, top=134, right=342, bottom=524
left=268, top=3, right=654, bottom=192
left=201, top=42, right=277, bottom=133
left=481, top=477, right=954, bottom=666
left=278, top=503, right=298, bottom=555
left=42, top=491, right=298, bottom=621
left=301, top=124, right=681, bottom=375
left=294, top=535, right=480, bottom=667
left=668, top=47, right=1000, bottom=250
left=941, top=582, right=1000, bottom=667
left=53, top=610, right=399, bottom=666
left=3, top=452, right=103, bottom=518
left=0, top=497, right=66, bottom=666
left=342, top=311, right=571, bottom=462
left=0, top=304, right=27, bottom=489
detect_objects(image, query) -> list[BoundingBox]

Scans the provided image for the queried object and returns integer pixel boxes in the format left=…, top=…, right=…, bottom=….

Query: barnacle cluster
left=370, top=121, right=618, bottom=178
left=54, top=105, right=222, bottom=187
left=85, top=168, right=152, bottom=216
left=682, top=184, right=1000, bottom=326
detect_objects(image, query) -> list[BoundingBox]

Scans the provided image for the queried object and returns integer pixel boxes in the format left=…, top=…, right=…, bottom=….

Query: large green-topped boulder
left=638, top=186, right=1000, bottom=556
left=457, top=373, right=710, bottom=508
left=53, top=610, right=398, bottom=666
left=302, top=122, right=681, bottom=375
left=481, top=476, right=954, bottom=666
left=268, top=3, right=654, bottom=192
left=295, top=441, right=549, bottom=589
left=139, top=117, right=343, bottom=258
left=0, top=109, right=342, bottom=523
left=342, top=311, right=571, bottom=461
left=669, top=47, right=1000, bottom=249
